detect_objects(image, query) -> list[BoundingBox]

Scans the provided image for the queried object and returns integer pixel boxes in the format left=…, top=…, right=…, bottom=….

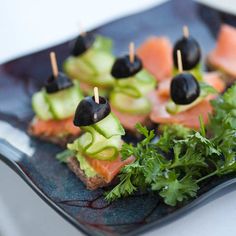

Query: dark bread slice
left=28, top=118, right=79, bottom=147
left=67, top=156, right=109, bottom=190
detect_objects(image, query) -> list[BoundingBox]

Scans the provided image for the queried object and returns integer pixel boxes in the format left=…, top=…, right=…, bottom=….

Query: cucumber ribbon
left=110, top=69, right=156, bottom=115
left=68, top=113, right=125, bottom=161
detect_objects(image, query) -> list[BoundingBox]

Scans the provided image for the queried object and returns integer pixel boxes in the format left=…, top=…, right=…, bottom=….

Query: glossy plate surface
left=0, top=1, right=236, bottom=235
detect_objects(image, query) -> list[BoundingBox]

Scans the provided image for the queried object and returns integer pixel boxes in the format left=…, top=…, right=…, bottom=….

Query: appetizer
left=109, top=43, right=156, bottom=132
left=57, top=88, right=134, bottom=190
left=29, top=52, right=83, bottom=146
left=149, top=50, right=218, bottom=129
left=207, top=24, right=236, bottom=83
left=64, top=32, right=115, bottom=96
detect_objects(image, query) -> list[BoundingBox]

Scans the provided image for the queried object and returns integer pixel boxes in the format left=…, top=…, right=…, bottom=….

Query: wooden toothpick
left=129, top=42, right=135, bottom=64
left=50, top=52, right=59, bottom=78
left=177, top=50, right=183, bottom=73
left=79, top=22, right=86, bottom=37
left=94, top=87, right=99, bottom=104
left=183, top=25, right=189, bottom=38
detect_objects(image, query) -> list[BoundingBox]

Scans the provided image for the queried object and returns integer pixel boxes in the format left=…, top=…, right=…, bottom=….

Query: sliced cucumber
left=45, top=83, right=83, bottom=120
left=115, top=69, right=156, bottom=98
left=73, top=132, right=92, bottom=151
left=91, top=113, right=125, bottom=138
left=32, top=90, right=53, bottom=120
left=82, top=49, right=114, bottom=74
left=89, top=73, right=115, bottom=88
left=115, top=79, right=142, bottom=98
left=135, top=71, right=156, bottom=95
left=85, top=132, right=121, bottom=160
left=73, top=127, right=121, bottom=160
left=64, top=51, right=115, bottom=89
left=92, top=35, right=113, bottom=52
left=166, top=96, right=204, bottom=114
left=63, top=56, right=97, bottom=81
left=110, top=92, right=151, bottom=115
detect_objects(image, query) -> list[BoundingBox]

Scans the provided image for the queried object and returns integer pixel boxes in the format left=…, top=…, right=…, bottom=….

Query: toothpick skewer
left=50, top=52, right=59, bottom=78
left=177, top=50, right=183, bottom=73
left=129, top=42, right=135, bottom=64
left=79, top=22, right=86, bottom=37
left=94, top=87, right=99, bottom=104
left=183, top=25, right=189, bottom=38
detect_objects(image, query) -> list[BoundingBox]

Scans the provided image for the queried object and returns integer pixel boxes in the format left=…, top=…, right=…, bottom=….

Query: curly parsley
left=106, top=83, right=236, bottom=206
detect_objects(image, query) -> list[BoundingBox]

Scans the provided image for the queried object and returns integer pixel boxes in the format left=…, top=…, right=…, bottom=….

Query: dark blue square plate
left=1, top=0, right=236, bottom=235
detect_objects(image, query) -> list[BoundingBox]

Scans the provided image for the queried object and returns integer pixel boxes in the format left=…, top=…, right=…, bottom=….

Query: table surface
left=1, top=0, right=236, bottom=236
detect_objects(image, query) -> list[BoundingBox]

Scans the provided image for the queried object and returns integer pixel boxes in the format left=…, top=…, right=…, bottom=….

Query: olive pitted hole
left=173, top=37, right=201, bottom=70
left=71, top=32, right=95, bottom=56
left=45, top=72, right=73, bottom=94
left=92, top=96, right=107, bottom=104
left=111, top=54, right=143, bottom=79
left=170, top=73, right=200, bottom=105
left=73, top=96, right=111, bottom=127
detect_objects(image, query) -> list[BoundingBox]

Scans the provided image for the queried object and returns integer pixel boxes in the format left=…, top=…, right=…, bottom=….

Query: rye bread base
left=67, top=156, right=109, bottom=190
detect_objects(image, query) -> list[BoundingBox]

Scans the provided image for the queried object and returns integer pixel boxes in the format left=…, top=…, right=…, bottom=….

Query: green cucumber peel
left=114, top=69, right=156, bottom=98
left=68, top=126, right=122, bottom=161
left=44, top=82, right=83, bottom=120
left=110, top=92, right=151, bottom=115
left=32, top=90, right=54, bottom=120
left=91, top=113, right=125, bottom=138
left=92, top=35, right=113, bottom=52
left=56, top=149, right=76, bottom=163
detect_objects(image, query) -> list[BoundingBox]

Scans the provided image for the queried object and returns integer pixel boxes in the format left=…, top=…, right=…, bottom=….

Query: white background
left=1, top=0, right=236, bottom=236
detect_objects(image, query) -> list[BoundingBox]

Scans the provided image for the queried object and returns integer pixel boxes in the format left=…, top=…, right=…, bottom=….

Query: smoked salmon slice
left=137, top=37, right=173, bottom=81
left=86, top=155, right=135, bottom=182
left=207, top=24, right=236, bottom=79
left=157, top=72, right=225, bottom=98
left=148, top=91, right=213, bottom=129
left=111, top=107, right=149, bottom=131
left=30, top=116, right=80, bottom=136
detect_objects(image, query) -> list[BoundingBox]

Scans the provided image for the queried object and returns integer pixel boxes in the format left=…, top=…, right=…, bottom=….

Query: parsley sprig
left=106, top=83, right=236, bottom=206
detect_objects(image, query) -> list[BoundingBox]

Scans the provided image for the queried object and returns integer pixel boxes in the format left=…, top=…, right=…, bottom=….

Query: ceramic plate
left=0, top=0, right=236, bottom=235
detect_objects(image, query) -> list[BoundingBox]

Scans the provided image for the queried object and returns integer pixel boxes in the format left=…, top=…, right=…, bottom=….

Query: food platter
left=0, top=0, right=236, bottom=235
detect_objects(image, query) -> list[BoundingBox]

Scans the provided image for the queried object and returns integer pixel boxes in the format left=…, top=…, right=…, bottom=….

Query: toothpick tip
left=183, top=25, right=189, bottom=38
left=177, top=50, right=183, bottom=73
left=129, top=42, right=135, bottom=63
left=50, top=51, right=58, bottom=78
left=94, top=87, right=99, bottom=104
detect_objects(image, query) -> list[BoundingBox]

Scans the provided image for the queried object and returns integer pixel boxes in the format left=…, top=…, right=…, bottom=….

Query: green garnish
left=106, top=84, right=236, bottom=206
left=56, top=149, right=75, bottom=163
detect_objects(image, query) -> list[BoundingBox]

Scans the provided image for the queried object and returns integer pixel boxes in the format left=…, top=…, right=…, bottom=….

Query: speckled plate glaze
left=1, top=1, right=236, bottom=235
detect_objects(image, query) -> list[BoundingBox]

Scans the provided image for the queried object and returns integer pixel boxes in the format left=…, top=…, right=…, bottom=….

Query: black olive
left=45, top=72, right=74, bottom=94
left=71, top=32, right=95, bottom=56
left=173, top=37, right=201, bottom=70
left=111, top=55, right=142, bottom=79
left=170, top=73, right=200, bottom=105
left=74, top=96, right=111, bottom=127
